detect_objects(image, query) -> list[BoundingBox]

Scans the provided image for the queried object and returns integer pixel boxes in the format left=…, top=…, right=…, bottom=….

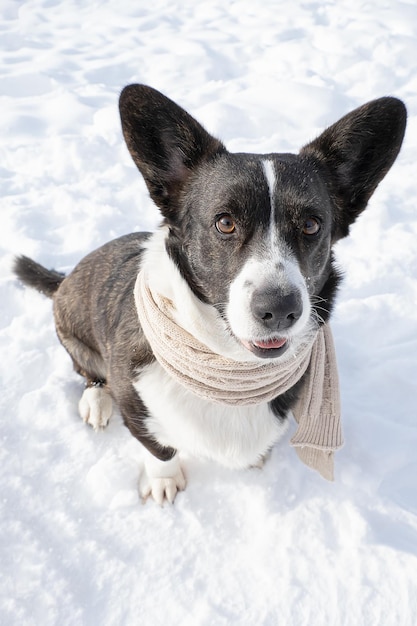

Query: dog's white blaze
left=226, top=158, right=313, bottom=345
left=262, top=158, right=277, bottom=245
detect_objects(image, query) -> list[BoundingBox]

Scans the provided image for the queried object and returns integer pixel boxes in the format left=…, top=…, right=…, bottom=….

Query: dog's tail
left=13, top=255, right=65, bottom=298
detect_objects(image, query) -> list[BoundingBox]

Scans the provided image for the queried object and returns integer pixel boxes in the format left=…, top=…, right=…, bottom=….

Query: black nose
left=251, top=288, right=302, bottom=331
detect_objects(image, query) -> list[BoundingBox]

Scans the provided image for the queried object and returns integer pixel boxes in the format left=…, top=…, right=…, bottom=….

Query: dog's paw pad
left=140, top=466, right=186, bottom=506
left=78, top=386, right=113, bottom=431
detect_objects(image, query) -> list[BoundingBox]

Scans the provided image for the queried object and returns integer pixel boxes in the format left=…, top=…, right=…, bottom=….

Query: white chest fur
left=134, top=361, right=288, bottom=469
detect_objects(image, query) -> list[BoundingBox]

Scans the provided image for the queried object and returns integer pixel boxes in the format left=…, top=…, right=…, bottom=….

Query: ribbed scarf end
left=293, top=446, right=336, bottom=481
left=290, top=412, right=343, bottom=450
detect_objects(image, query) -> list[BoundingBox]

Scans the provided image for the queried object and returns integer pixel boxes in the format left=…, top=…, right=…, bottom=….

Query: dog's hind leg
left=57, top=328, right=113, bottom=431
left=78, top=384, right=113, bottom=432
left=74, top=357, right=113, bottom=432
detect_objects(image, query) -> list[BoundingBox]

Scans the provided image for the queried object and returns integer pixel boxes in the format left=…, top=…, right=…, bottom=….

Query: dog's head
left=119, top=85, right=406, bottom=359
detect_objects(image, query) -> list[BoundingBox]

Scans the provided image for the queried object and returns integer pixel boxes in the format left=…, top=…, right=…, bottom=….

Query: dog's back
left=14, top=233, right=152, bottom=385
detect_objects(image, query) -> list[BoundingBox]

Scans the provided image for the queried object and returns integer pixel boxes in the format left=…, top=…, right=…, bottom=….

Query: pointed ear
left=119, top=84, right=226, bottom=217
left=300, top=97, right=407, bottom=237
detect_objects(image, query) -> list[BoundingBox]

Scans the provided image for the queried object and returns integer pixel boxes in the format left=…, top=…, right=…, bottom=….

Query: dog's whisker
left=312, top=305, right=330, bottom=315
left=311, top=309, right=326, bottom=327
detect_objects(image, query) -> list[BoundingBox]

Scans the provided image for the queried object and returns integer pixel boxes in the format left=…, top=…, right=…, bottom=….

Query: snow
left=1, top=0, right=417, bottom=624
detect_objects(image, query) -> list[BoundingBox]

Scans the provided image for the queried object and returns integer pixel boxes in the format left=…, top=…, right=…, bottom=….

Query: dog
left=14, top=85, right=406, bottom=504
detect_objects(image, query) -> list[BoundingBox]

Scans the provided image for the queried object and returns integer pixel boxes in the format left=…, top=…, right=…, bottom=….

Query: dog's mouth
left=241, top=336, right=288, bottom=359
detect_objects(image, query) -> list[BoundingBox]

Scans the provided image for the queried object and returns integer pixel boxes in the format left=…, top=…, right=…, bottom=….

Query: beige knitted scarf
left=135, top=270, right=343, bottom=481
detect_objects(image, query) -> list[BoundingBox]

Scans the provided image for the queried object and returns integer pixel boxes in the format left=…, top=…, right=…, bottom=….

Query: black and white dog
left=14, top=85, right=406, bottom=504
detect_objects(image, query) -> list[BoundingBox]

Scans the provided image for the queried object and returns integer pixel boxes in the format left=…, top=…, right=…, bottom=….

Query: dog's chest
left=134, top=362, right=288, bottom=468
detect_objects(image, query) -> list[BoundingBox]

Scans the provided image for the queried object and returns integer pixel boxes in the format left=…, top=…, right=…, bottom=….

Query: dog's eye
left=302, top=217, right=321, bottom=236
left=216, top=214, right=236, bottom=235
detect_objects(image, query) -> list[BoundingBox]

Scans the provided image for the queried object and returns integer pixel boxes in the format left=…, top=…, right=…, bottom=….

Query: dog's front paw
left=140, top=474, right=186, bottom=505
left=78, top=386, right=113, bottom=431
left=140, top=453, right=186, bottom=505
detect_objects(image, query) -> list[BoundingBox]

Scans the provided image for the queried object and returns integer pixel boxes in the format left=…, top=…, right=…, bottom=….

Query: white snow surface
left=1, top=1, right=417, bottom=624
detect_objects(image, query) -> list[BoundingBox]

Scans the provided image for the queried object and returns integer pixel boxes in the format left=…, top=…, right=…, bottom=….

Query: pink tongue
left=254, top=337, right=287, bottom=350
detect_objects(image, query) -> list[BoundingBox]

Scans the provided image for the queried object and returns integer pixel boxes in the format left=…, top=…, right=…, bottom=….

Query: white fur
left=139, top=451, right=186, bottom=505
left=78, top=386, right=113, bottom=431
left=262, top=158, right=276, bottom=246
left=134, top=362, right=288, bottom=470
left=227, top=252, right=312, bottom=347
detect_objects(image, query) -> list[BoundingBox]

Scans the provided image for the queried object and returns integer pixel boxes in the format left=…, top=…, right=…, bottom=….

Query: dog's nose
left=251, top=289, right=302, bottom=330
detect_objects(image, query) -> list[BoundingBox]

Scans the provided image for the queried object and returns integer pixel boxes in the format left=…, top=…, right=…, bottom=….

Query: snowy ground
left=1, top=0, right=417, bottom=624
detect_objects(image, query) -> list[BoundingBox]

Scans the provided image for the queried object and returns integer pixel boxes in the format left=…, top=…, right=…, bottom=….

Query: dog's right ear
left=300, top=97, right=407, bottom=238
left=119, top=85, right=226, bottom=218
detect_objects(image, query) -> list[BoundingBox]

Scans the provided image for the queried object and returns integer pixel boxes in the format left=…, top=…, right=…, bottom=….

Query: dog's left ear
left=300, top=97, right=407, bottom=237
left=119, top=84, right=226, bottom=219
